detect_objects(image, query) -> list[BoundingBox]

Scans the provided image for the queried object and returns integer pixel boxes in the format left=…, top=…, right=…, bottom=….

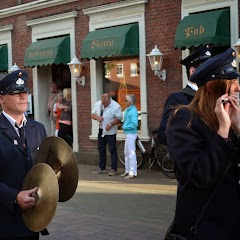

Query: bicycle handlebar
left=138, top=111, right=147, bottom=116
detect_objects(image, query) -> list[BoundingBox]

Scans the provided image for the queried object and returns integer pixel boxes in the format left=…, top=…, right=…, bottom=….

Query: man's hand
left=16, top=187, right=38, bottom=210
left=105, top=123, right=112, bottom=131
left=98, top=116, right=103, bottom=122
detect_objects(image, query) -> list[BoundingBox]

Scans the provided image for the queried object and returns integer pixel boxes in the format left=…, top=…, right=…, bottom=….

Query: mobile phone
left=221, top=99, right=229, bottom=104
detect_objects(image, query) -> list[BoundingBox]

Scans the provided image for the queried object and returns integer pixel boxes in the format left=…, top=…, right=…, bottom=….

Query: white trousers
left=124, top=133, right=138, bottom=176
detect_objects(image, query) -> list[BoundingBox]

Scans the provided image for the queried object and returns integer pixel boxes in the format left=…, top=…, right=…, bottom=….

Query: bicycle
left=117, top=128, right=176, bottom=179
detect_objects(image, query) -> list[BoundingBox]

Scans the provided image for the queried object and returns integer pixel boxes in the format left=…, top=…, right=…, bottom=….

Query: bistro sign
left=185, top=25, right=204, bottom=39
left=91, top=39, right=114, bottom=49
left=27, top=49, right=54, bottom=59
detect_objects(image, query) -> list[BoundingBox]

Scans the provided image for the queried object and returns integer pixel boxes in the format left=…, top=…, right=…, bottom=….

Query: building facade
left=0, top=0, right=238, bottom=163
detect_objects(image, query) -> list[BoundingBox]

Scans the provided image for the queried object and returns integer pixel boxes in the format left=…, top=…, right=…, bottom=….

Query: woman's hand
left=228, top=94, right=240, bottom=134
left=58, top=104, right=68, bottom=112
left=215, top=93, right=231, bottom=138
left=58, top=104, right=64, bottom=110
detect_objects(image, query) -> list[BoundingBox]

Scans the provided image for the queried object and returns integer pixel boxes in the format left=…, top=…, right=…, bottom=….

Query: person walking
left=121, top=94, right=138, bottom=179
left=166, top=48, right=240, bottom=239
left=0, top=70, right=47, bottom=239
left=91, top=93, right=123, bottom=176
left=158, top=44, right=212, bottom=145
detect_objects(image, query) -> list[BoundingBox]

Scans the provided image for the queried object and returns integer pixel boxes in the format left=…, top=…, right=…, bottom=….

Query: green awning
left=81, top=23, right=139, bottom=59
left=24, top=36, right=70, bottom=67
left=175, top=9, right=230, bottom=49
left=0, top=45, right=8, bottom=71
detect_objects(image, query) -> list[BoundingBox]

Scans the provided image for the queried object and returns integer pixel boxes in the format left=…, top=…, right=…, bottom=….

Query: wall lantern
left=234, top=39, right=240, bottom=59
left=8, top=63, right=20, bottom=73
left=147, top=45, right=166, bottom=81
left=68, top=55, right=85, bottom=86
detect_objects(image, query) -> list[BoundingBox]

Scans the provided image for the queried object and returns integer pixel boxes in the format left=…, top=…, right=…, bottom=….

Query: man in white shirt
left=91, top=93, right=123, bottom=176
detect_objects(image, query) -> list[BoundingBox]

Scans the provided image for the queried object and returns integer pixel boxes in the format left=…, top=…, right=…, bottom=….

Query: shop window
left=130, top=63, right=138, bottom=77
left=116, top=64, right=124, bottom=78
left=103, top=58, right=141, bottom=129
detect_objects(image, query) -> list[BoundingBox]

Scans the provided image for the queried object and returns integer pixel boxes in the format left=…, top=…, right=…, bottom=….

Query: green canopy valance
left=175, top=9, right=230, bottom=49
left=0, top=45, right=8, bottom=71
left=81, top=23, right=139, bottom=59
left=24, top=36, right=70, bottom=67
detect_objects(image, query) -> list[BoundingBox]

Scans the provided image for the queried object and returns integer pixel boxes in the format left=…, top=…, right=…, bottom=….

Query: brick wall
left=145, top=0, right=182, bottom=130
left=0, top=0, right=183, bottom=152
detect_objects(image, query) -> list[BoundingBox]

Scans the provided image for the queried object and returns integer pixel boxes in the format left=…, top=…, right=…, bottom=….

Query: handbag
left=165, top=159, right=233, bottom=240
left=164, top=219, right=188, bottom=240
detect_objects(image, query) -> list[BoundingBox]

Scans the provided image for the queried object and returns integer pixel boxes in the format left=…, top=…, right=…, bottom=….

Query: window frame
left=84, top=0, right=150, bottom=142
left=130, top=62, right=138, bottom=77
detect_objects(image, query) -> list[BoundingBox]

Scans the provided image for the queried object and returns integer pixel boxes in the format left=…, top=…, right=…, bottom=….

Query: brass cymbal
left=36, top=136, right=79, bottom=202
left=22, top=163, right=59, bottom=232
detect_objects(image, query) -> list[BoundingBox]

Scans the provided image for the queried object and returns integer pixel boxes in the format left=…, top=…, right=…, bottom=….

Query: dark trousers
left=58, top=123, right=73, bottom=147
left=98, top=129, right=118, bottom=171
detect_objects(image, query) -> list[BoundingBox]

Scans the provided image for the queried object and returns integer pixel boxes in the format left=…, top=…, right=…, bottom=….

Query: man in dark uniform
left=0, top=70, right=47, bottom=239
left=158, top=44, right=212, bottom=145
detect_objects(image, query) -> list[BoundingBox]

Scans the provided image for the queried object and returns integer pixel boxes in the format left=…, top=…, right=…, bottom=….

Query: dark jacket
left=167, top=108, right=240, bottom=240
left=158, top=85, right=195, bottom=145
left=0, top=114, right=46, bottom=238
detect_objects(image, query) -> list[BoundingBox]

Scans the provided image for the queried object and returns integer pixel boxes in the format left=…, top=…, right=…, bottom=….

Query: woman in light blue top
left=121, top=94, right=138, bottom=179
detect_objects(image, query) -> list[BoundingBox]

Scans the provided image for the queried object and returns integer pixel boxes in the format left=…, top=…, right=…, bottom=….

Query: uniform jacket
left=122, top=105, right=138, bottom=134
left=158, top=85, right=195, bottom=145
left=167, top=108, right=240, bottom=240
left=0, top=114, right=47, bottom=238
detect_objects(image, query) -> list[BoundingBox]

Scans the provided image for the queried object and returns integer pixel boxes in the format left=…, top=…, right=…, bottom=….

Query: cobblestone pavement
left=40, top=164, right=177, bottom=240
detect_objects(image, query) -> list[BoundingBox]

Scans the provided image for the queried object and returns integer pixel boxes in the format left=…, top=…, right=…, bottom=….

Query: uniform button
left=238, top=163, right=240, bottom=167
left=239, top=180, right=240, bottom=185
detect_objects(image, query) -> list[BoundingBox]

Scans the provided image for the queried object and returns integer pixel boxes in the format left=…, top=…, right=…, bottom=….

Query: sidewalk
left=78, top=164, right=177, bottom=194
left=41, top=164, right=177, bottom=240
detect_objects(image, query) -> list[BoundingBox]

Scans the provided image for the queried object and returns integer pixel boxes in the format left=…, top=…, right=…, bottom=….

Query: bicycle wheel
left=153, top=144, right=168, bottom=167
left=117, top=141, right=144, bottom=168
left=161, top=151, right=176, bottom=179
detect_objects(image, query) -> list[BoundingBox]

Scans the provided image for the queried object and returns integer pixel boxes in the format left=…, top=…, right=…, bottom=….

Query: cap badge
left=16, top=78, right=24, bottom=85
left=231, top=59, right=237, bottom=68
left=18, top=72, right=22, bottom=77
left=232, top=52, right=236, bottom=57
left=205, top=51, right=211, bottom=56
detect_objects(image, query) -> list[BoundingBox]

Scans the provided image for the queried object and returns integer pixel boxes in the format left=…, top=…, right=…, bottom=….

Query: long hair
left=169, top=79, right=229, bottom=132
left=63, top=88, right=71, bottom=100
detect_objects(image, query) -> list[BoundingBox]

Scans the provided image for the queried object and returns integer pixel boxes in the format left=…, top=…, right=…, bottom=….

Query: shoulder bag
left=164, top=160, right=232, bottom=240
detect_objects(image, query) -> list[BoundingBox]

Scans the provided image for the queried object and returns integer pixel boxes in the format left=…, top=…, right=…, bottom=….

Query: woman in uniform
left=166, top=48, right=240, bottom=240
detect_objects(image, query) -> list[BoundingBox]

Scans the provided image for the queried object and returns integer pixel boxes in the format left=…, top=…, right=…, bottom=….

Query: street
left=40, top=164, right=177, bottom=240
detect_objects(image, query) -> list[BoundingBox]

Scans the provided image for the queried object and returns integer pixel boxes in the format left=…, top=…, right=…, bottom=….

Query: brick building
left=0, top=0, right=238, bottom=163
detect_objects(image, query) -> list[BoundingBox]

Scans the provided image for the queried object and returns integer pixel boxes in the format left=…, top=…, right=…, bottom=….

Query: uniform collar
left=187, top=82, right=198, bottom=91
left=2, top=111, right=27, bottom=128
